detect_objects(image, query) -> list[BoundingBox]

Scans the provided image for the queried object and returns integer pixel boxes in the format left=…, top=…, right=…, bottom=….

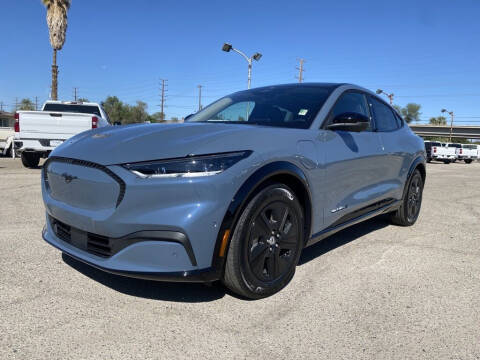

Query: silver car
left=42, top=83, right=426, bottom=299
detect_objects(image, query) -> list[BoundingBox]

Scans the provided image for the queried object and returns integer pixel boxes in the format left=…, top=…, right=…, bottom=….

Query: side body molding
left=211, top=161, right=312, bottom=272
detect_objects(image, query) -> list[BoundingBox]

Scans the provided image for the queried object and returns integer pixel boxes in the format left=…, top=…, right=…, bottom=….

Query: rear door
left=320, top=91, right=387, bottom=228
left=368, top=96, right=405, bottom=200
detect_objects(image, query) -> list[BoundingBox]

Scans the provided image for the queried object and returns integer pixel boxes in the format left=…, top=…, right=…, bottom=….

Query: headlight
left=123, top=151, right=252, bottom=178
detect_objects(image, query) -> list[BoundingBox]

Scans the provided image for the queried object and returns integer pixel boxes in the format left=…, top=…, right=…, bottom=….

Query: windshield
left=186, top=85, right=335, bottom=129
left=43, top=103, right=101, bottom=117
left=447, top=143, right=462, bottom=148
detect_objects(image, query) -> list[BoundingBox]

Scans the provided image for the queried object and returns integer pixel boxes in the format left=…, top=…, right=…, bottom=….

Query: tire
left=443, top=160, right=450, bottom=164
left=222, top=183, right=305, bottom=299
left=452, top=159, right=457, bottom=163
left=426, top=158, right=432, bottom=163
left=390, top=169, right=424, bottom=226
left=21, top=152, right=40, bottom=168
left=465, top=159, right=473, bottom=164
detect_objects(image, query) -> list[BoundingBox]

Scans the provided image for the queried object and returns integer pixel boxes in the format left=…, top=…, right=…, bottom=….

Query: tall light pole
left=222, top=43, right=262, bottom=89
left=376, top=89, right=394, bottom=105
left=441, top=108, right=454, bottom=142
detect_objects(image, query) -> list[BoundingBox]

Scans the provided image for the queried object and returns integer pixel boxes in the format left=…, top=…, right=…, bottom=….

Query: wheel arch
left=211, top=161, right=313, bottom=273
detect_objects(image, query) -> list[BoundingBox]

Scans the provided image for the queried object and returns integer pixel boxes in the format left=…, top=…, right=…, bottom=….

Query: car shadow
left=61, top=253, right=226, bottom=303
left=299, top=215, right=390, bottom=265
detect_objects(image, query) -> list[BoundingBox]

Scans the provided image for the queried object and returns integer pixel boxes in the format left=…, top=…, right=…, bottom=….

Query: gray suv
left=42, top=83, right=426, bottom=299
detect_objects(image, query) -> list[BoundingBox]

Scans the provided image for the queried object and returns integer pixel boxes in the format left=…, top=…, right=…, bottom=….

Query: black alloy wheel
left=223, top=184, right=304, bottom=299
left=390, top=169, right=424, bottom=226
left=406, top=173, right=422, bottom=223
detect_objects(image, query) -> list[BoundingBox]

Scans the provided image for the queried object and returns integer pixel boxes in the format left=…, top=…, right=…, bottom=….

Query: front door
left=318, top=91, right=387, bottom=229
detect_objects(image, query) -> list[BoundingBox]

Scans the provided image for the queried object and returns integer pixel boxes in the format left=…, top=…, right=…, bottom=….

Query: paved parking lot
left=0, top=158, right=479, bottom=359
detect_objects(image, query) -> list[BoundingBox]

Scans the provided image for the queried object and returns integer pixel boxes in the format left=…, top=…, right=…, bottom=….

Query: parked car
left=456, top=144, right=478, bottom=163
left=15, top=101, right=111, bottom=168
left=443, top=143, right=462, bottom=162
left=41, top=83, right=426, bottom=299
left=0, top=126, right=14, bottom=157
left=424, top=141, right=456, bottom=163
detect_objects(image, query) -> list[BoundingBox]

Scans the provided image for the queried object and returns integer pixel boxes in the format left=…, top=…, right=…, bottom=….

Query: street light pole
left=222, top=43, right=262, bottom=89
left=376, top=89, right=394, bottom=105
left=442, top=109, right=454, bottom=142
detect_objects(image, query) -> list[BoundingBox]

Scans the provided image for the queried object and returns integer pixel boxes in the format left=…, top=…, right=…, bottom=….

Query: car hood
left=50, top=122, right=309, bottom=166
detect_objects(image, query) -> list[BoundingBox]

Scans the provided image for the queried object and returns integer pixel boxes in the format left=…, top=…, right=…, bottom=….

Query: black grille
left=50, top=216, right=113, bottom=258
left=43, top=157, right=126, bottom=207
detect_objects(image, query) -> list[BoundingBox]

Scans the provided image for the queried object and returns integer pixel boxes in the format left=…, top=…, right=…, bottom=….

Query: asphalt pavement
left=0, top=158, right=479, bottom=359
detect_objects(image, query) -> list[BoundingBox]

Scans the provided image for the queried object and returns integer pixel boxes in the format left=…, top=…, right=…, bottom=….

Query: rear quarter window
left=369, top=97, right=399, bottom=132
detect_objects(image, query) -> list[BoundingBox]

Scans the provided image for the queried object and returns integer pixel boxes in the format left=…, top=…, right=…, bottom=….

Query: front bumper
left=41, top=154, right=260, bottom=282
left=43, top=219, right=221, bottom=282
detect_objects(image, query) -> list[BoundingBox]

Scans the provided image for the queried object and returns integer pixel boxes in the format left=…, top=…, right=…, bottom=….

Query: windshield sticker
left=298, top=109, right=308, bottom=116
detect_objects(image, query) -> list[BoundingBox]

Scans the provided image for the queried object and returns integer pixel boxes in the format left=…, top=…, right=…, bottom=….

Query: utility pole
left=73, top=87, right=78, bottom=101
left=0, top=101, right=4, bottom=112
left=197, top=85, right=203, bottom=111
left=15, top=98, right=18, bottom=112
left=35, top=96, right=39, bottom=111
left=159, top=79, right=168, bottom=120
left=296, top=58, right=305, bottom=83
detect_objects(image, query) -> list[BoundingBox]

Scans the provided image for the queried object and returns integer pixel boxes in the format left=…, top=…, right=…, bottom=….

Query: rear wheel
left=222, top=184, right=304, bottom=299
left=465, top=159, right=473, bottom=164
left=443, top=159, right=451, bottom=164
left=21, top=152, right=40, bottom=168
left=390, top=169, right=423, bottom=226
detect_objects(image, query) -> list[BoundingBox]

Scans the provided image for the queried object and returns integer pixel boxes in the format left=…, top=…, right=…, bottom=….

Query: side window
left=329, top=92, right=371, bottom=130
left=369, top=97, right=399, bottom=131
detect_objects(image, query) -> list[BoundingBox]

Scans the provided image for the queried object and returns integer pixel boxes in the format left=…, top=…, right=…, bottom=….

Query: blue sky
left=1, top=0, right=480, bottom=123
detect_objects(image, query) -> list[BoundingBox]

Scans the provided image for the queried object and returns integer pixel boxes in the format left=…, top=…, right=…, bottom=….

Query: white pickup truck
left=456, top=144, right=478, bottom=164
left=15, top=101, right=111, bottom=168
left=424, top=141, right=456, bottom=164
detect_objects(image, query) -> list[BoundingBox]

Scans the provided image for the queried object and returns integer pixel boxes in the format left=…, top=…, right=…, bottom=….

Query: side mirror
left=113, top=121, right=121, bottom=126
left=327, top=112, right=369, bottom=132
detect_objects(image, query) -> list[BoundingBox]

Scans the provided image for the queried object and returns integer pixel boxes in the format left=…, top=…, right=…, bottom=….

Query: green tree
left=18, top=98, right=35, bottom=111
left=400, top=103, right=422, bottom=123
left=102, top=96, right=128, bottom=124
left=42, top=0, right=71, bottom=100
left=170, top=116, right=179, bottom=122
left=77, top=98, right=89, bottom=102
left=150, top=112, right=165, bottom=123
left=429, top=116, right=447, bottom=125
left=128, top=101, right=149, bottom=124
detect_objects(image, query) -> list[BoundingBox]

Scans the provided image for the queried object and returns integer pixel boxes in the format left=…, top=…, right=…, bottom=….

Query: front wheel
left=465, top=159, right=473, bottom=164
left=390, top=169, right=424, bottom=226
left=21, top=152, right=40, bottom=168
left=222, top=184, right=304, bottom=299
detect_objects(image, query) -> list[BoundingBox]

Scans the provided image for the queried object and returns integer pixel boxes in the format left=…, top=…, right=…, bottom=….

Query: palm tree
left=41, top=0, right=71, bottom=100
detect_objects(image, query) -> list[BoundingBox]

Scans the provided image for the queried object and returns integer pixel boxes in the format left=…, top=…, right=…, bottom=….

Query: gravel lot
left=0, top=158, right=479, bottom=360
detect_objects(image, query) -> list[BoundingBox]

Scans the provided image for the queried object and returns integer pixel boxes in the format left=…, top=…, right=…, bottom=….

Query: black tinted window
left=330, top=92, right=371, bottom=130
left=369, top=97, right=398, bottom=131
left=43, top=104, right=101, bottom=116
left=331, top=92, right=369, bottom=119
